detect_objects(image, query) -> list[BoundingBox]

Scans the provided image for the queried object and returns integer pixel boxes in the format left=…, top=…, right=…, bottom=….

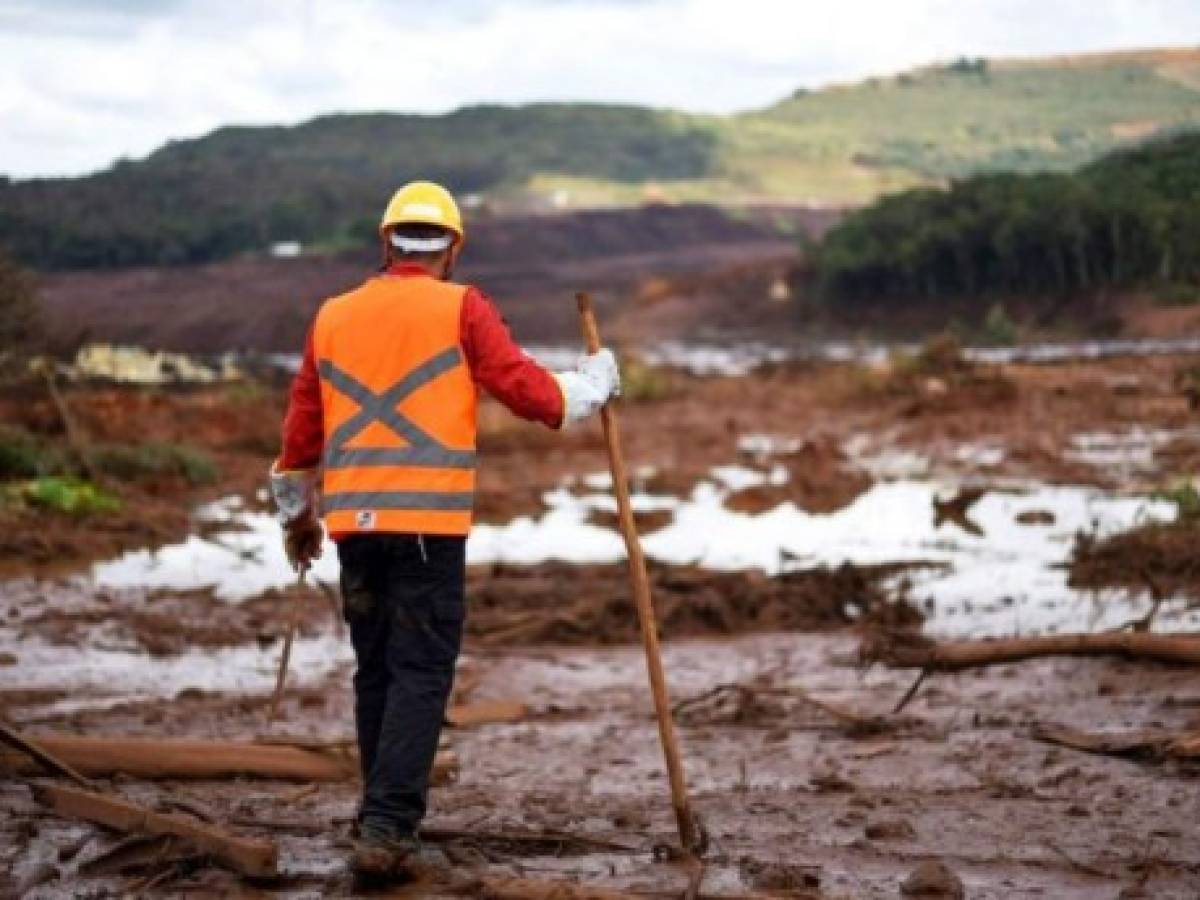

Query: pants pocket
left=338, top=539, right=377, bottom=619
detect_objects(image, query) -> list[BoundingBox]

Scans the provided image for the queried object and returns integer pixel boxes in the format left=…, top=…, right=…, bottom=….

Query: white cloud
left=0, top=0, right=1196, bottom=178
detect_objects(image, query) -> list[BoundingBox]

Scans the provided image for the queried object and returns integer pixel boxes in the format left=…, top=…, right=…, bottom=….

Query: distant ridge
left=2, top=46, right=1198, bottom=271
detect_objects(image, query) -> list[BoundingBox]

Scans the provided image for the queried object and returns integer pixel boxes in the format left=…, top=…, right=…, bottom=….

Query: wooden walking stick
left=576, top=292, right=701, bottom=855
left=267, top=567, right=306, bottom=722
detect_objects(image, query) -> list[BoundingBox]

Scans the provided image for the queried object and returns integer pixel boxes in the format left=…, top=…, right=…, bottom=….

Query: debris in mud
left=17, top=582, right=332, bottom=657
left=585, top=507, right=674, bottom=533
left=860, top=629, right=1200, bottom=671
left=728, top=434, right=872, bottom=514
left=864, top=819, right=917, bottom=841
left=738, top=856, right=821, bottom=892
left=445, top=699, right=529, bottom=728
left=671, top=681, right=893, bottom=737
left=473, top=482, right=551, bottom=525
left=1015, top=509, right=1055, bottom=525
left=467, top=561, right=919, bottom=646
left=878, top=334, right=1019, bottom=417
left=32, top=782, right=279, bottom=877
left=421, top=825, right=637, bottom=857
left=0, top=734, right=400, bottom=782
left=78, top=833, right=203, bottom=878
left=1173, top=361, right=1200, bottom=411
left=931, top=486, right=986, bottom=537
left=1033, top=723, right=1200, bottom=762
left=900, top=860, right=964, bottom=898
left=1071, top=518, right=1200, bottom=599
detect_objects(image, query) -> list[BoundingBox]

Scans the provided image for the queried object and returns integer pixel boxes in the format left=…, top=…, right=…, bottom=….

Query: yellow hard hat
left=380, top=181, right=464, bottom=247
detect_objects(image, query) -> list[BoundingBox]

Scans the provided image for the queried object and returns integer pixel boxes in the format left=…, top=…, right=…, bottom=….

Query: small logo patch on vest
left=355, top=510, right=376, bottom=530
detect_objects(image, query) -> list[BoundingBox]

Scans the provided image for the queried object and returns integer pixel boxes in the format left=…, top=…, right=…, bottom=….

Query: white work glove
left=269, top=463, right=319, bottom=525
left=269, top=463, right=323, bottom=572
left=554, top=348, right=621, bottom=427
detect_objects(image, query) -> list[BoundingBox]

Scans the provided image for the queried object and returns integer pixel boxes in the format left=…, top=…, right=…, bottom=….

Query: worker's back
left=312, top=273, right=478, bottom=536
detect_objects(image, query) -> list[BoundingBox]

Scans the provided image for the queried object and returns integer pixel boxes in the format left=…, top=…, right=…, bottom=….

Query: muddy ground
left=35, top=204, right=835, bottom=355
left=2, top=347, right=1200, bottom=898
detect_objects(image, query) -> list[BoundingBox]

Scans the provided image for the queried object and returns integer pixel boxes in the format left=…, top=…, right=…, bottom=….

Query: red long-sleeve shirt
left=278, top=264, right=563, bottom=471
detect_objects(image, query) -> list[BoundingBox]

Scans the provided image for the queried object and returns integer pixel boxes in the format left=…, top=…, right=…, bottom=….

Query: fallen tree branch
left=671, top=682, right=886, bottom=734
left=862, top=631, right=1200, bottom=671
left=79, top=834, right=200, bottom=877
left=892, top=668, right=930, bottom=714
left=32, top=783, right=277, bottom=878
left=445, top=699, right=529, bottom=728
left=0, top=722, right=95, bottom=788
left=1034, top=723, right=1200, bottom=761
left=0, top=734, right=456, bottom=783
left=250, top=735, right=355, bottom=750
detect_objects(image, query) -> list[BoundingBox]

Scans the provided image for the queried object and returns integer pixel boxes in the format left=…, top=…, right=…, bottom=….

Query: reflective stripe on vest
left=312, top=274, right=478, bottom=535
left=319, top=351, right=476, bottom=471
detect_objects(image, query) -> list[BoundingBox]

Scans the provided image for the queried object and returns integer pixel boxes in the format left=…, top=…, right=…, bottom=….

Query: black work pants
left=337, top=533, right=466, bottom=838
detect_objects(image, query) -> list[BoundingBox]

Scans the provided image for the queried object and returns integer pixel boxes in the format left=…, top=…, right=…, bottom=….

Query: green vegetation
left=2, top=49, right=1199, bottom=270
left=619, top=357, right=675, bottom=403
left=0, top=105, right=717, bottom=270
left=982, top=303, right=1019, bottom=346
left=0, top=425, right=65, bottom=478
left=91, top=442, right=219, bottom=486
left=1153, top=481, right=1200, bottom=524
left=0, top=424, right=217, bottom=487
left=8, top=476, right=121, bottom=516
left=743, top=55, right=1200, bottom=184
left=812, top=132, right=1200, bottom=315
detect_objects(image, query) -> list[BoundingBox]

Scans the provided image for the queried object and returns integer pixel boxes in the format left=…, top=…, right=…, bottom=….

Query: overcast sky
left=1, top=0, right=1196, bottom=179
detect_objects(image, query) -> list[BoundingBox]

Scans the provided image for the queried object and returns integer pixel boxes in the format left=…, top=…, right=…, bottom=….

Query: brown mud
left=1071, top=520, right=1200, bottom=600
left=5, top=630, right=1200, bottom=898
left=466, top=561, right=922, bottom=647
left=2, top=348, right=1200, bottom=897
left=37, top=205, right=832, bottom=354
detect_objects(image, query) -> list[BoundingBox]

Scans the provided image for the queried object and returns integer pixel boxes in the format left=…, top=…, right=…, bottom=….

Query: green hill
left=2, top=47, right=1198, bottom=270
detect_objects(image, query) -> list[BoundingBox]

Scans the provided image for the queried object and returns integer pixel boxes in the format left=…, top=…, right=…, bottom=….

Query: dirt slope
left=36, top=205, right=834, bottom=354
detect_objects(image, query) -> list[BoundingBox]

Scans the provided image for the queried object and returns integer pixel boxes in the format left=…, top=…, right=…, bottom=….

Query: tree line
left=813, top=132, right=1200, bottom=311
left=0, top=105, right=718, bottom=271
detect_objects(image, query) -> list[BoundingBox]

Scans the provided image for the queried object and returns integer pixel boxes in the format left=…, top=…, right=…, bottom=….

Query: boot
left=351, top=826, right=420, bottom=880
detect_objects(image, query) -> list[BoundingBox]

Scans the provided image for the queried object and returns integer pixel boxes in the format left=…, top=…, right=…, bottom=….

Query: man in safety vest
left=269, top=181, right=619, bottom=878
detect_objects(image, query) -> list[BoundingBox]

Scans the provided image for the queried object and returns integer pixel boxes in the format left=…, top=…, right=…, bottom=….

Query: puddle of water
left=6, top=464, right=1194, bottom=719
left=3, top=632, right=350, bottom=718
left=265, top=336, right=1200, bottom=383
left=1066, top=427, right=1200, bottom=479
left=79, top=467, right=1190, bottom=638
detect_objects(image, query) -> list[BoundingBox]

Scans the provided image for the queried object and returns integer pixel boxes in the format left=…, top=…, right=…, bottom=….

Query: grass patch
left=0, top=427, right=218, bottom=487
left=1154, top=283, right=1200, bottom=306
left=223, top=379, right=270, bottom=406
left=92, top=443, right=219, bottom=486
left=620, top=358, right=675, bottom=404
left=1152, top=481, right=1200, bottom=523
left=9, top=476, right=121, bottom=516
left=0, top=425, right=66, bottom=479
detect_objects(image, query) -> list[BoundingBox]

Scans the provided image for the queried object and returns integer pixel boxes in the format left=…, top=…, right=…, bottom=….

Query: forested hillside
left=812, top=132, right=1200, bottom=317
left=1, top=48, right=1198, bottom=271
left=0, top=106, right=716, bottom=271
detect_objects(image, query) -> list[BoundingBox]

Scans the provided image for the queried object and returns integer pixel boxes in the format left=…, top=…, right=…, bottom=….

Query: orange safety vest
left=312, top=274, right=478, bottom=535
